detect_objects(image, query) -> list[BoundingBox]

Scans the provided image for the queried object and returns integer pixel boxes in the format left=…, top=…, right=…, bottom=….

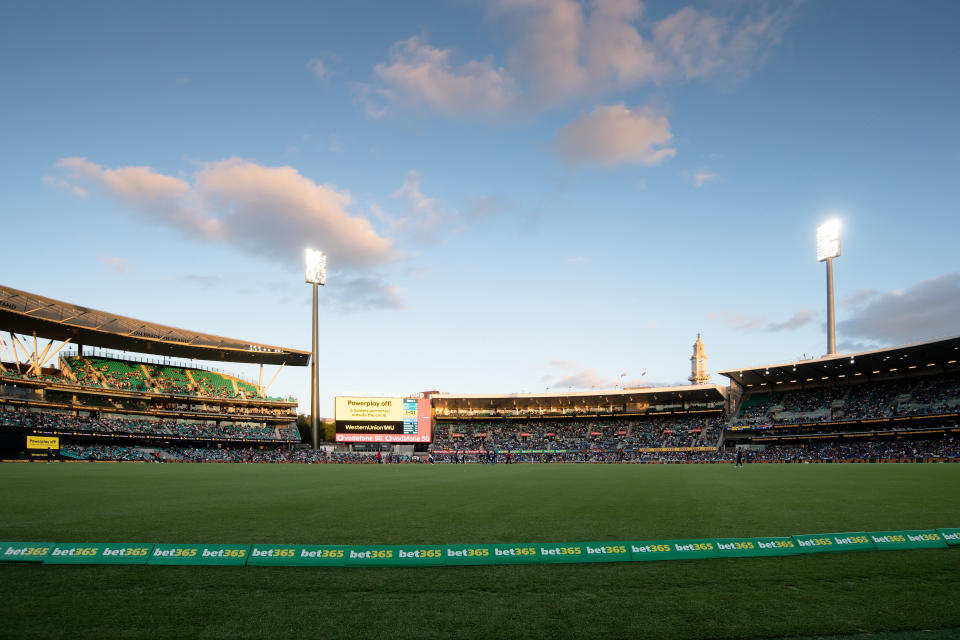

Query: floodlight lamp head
left=305, top=249, right=327, bottom=285
left=816, top=219, right=842, bottom=262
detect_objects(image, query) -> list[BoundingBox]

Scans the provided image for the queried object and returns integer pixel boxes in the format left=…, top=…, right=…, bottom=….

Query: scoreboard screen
left=334, top=396, right=432, bottom=443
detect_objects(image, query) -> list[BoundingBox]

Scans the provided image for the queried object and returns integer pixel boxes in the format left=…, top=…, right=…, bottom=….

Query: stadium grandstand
left=0, top=284, right=309, bottom=462
left=3, top=283, right=958, bottom=464
left=718, top=335, right=960, bottom=462
left=428, top=385, right=729, bottom=462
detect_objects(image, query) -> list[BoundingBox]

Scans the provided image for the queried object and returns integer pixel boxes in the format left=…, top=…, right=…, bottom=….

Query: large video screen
left=334, top=396, right=432, bottom=443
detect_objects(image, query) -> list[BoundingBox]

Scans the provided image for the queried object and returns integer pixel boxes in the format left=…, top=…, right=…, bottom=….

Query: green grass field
left=2, top=462, right=959, bottom=639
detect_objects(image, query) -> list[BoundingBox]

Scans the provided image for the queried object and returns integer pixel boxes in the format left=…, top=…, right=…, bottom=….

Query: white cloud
left=387, top=170, right=450, bottom=233
left=653, top=5, right=795, bottom=81
left=552, top=104, right=676, bottom=166
left=43, top=174, right=89, bottom=198
left=56, top=157, right=395, bottom=270
left=838, top=273, right=960, bottom=344
left=692, top=170, right=718, bottom=187
left=307, top=58, right=328, bottom=79
left=366, top=0, right=794, bottom=117
left=98, top=256, right=128, bottom=273
left=371, top=171, right=499, bottom=239
left=371, top=36, right=516, bottom=117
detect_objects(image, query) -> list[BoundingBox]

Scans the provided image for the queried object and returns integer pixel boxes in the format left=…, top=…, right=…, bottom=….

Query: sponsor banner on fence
left=147, top=544, right=250, bottom=566
left=868, top=530, right=947, bottom=550
left=443, top=544, right=498, bottom=566
left=543, top=541, right=631, bottom=564
left=627, top=539, right=718, bottom=562
left=482, top=543, right=541, bottom=565
left=247, top=545, right=348, bottom=567
left=0, top=542, right=54, bottom=563
left=46, top=543, right=153, bottom=564
left=345, top=545, right=446, bottom=567
left=714, top=537, right=800, bottom=558
left=5, top=529, right=957, bottom=567
left=792, top=532, right=874, bottom=554
left=938, top=528, right=960, bottom=546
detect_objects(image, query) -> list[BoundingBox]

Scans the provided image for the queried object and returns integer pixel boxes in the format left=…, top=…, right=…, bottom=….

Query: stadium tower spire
left=688, top=333, right=709, bottom=385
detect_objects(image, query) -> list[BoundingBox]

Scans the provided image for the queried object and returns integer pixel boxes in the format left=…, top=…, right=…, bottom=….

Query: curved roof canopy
left=432, top=384, right=727, bottom=410
left=717, top=335, right=960, bottom=389
left=0, top=285, right=310, bottom=366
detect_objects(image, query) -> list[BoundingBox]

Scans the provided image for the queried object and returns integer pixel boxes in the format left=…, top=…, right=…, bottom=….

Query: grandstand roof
left=0, top=285, right=310, bottom=366
left=432, top=384, right=727, bottom=409
left=717, top=335, right=960, bottom=389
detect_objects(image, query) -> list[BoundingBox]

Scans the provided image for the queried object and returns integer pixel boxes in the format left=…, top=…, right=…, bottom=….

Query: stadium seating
left=748, top=438, right=960, bottom=461
left=58, top=444, right=413, bottom=464
left=431, top=415, right=724, bottom=456
left=46, top=356, right=271, bottom=402
left=731, top=374, right=960, bottom=426
left=0, top=409, right=294, bottom=442
left=83, top=357, right=150, bottom=391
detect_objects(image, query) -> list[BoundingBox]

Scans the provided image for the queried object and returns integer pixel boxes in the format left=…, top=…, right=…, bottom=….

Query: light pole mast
left=305, top=249, right=327, bottom=449
left=816, top=220, right=841, bottom=355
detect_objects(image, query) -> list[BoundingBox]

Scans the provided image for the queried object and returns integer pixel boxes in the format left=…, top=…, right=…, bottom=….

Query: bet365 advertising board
left=4, top=528, right=957, bottom=568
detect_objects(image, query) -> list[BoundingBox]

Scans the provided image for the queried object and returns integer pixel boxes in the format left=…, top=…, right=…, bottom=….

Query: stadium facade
left=1, top=285, right=957, bottom=463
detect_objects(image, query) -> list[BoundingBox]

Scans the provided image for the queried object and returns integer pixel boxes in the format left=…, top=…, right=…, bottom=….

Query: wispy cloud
left=766, top=309, right=815, bottom=332
left=43, top=174, right=88, bottom=198
left=712, top=309, right=814, bottom=332
left=326, top=275, right=407, bottom=312
left=307, top=53, right=338, bottom=80
left=372, top=171, right=501, bottom=239
left=98, top=256, right=128, bottom=273
left=720, top=313, right=768, bottom=331
left=177, top=274, right=224, bottom=290
left=690, top=169, right=718, bottom=187
left=307, top=58, right=328, bottom=79
left=541, top=359, right=660, bottom=390
left=388, top=170, right=451, bottom=233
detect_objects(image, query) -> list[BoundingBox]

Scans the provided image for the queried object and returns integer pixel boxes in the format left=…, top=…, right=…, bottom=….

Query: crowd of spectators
left=146, top=400, right=296, bottom=418
left=733, top=374, right=960, bottom=426
left=61, top=444, right=161, bottom=462
left=0, top=409, right=295, bottom=441
left=58, top=445, right=416, bottom=464
left=49, top=436, right=960, bottom=464
left=431, top=416, right=723, bottom=454
left=749, top=437, right=960, bottom=461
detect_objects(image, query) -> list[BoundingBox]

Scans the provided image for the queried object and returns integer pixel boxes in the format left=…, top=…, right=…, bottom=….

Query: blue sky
left=2, top=0, right=958, bottom=415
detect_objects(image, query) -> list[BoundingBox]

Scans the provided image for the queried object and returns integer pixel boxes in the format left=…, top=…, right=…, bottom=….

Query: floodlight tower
left=816, top=220, right=841, bottom=355
left=305, top=249, right=327, bottom=449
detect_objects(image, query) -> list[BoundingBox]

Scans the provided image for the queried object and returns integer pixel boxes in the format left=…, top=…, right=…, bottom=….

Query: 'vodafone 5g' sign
left=334, top=396, right=432, bottom=443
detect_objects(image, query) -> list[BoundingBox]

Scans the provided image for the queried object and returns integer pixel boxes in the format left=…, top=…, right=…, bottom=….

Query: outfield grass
left=1, top=462, right=959, bottom=639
